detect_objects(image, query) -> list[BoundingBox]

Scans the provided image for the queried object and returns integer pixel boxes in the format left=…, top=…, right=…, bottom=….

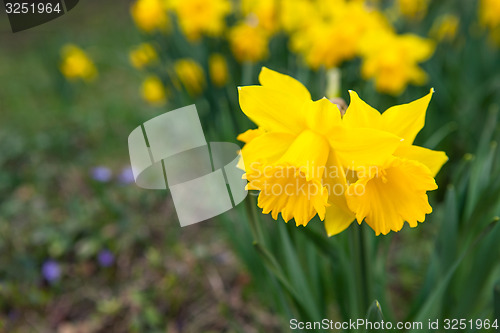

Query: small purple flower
left=117, top=166, right=135, bottom=184
left=8, top=309, right=19, bottom=321
left=91, top=166, right=112, bottom=182
left=97, top=249, right=115, bottom=267
left=42, top=260, right=61, bottom=283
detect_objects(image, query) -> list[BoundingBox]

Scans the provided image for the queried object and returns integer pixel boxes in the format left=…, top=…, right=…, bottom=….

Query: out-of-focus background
left=0, top=2, right=265, bottom=332
left=1, top=0, right=500, bottom=332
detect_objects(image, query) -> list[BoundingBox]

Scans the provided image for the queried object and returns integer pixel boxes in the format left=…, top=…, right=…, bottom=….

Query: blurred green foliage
left=0, top=2, right=279, bottom=332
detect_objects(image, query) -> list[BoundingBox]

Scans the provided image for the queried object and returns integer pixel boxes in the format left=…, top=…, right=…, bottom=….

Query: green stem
left=245, top=195, right=264, bottom=244
left=318, top=65, right=327, bottom=97
left=242, top=61, right=254, bottom=85
left=360, top=225, right=373, bottom=312
left=222, top=89, right=241, bottom=135
left=350, top=227, right=362, bottom=318
left=350, top=225, right=372, bottom=319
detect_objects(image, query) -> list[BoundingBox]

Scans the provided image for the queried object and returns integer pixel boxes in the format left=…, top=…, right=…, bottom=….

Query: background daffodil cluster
left=127, top=0, right=440, bottom=99
left=125, top=0, right=500, bottom=103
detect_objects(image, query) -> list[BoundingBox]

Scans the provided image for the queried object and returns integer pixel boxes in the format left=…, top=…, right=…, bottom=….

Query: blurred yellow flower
left=291, top=1, right=390, bottom=69
left=209, top=54, right=229, bottom=87
left=430, top=14, right=459, bottom=42
left=129, top=43, right=158, bottom=69
left=130, top=0, right=169, bottom=33
left=60, top=44, right=97, bottom=82
left=280, top=0, right=316, bottom=33
left=141, top=75, right=167, bottom=106
left=479, top=0, right=500, bottom=45
left=358, top=30, right=435, bottom=95
left=174, top=59, right=205, bottom=96
left=479, top=0, right=500, bottom=29
left=238, top=67, right=404, bottom=229
left=241, top=0, right=279, bottom=33
left=170, top=0, right=231, bottom=41
left=397, top=0, right=429, bottom=21
left=229, top=22, right=269, bottom=63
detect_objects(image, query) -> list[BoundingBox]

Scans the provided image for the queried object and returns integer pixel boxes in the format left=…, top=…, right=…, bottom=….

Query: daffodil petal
left=394, top=144, right=448, bottom=177
left=401, top=34, right=435, bottom=62
left=324, top=203, right=355, bottom=236
left=305, top=98, right=342, bottom=136
left=343, top=90, right=382, bottom=128
left=240, top=132, right=296, bottom=171
left=381, top=89, right=434, bottom=143
left=329, top=126, right=401, bottom=168
left=238, top=86, right=307, bottom=134
left=322, top=148, right=356, bottom=237
left=278, top=130, right=330, bottom=180
left=237, top=128, right=266, bottom=143
left=322, top=148, right=347, bottom=197
left=259, top=67, right=311, bottom=101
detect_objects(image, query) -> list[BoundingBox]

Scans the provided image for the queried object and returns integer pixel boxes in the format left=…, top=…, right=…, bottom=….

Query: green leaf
left=253, top=241, right=317, bottom=323
left=494, top=281, right=500, bottom=329
left=423, top=122, right=457, bottom=149
left=363, top=300, right=384, bottom=333
left=278, top=223, right=322, bottom=320
left=455, top=219, right=500, bottom=317
left=436, top=185, right=459, bottom=271
left=465, top=141, right=498, bottom=221
left=301, top=224, right=354, bottom=322
left=408, top=219, right=500, bottom=329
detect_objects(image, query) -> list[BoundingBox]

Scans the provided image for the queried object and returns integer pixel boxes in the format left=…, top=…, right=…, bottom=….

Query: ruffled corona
left=245, top=130, right=330, bottom=226
left=346, top=157, right=437, bottom=235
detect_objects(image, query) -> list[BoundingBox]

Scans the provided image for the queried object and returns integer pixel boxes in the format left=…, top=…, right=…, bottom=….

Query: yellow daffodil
left=240, top=0, right=279, bottom=33
left=174, top=59, right=205, bottom=96
left=280, top=0, right=316, bottom=33
left=170, top=0, right=231, bottom=41
left=479, top=0, right=500, bottom=29
left=141, top=75, right=167, bottom=106
left=358, top=30, right=435, bottom=95
left=60, top=44, right=97, bottom=82
left=238, top=67, right=447, bottom=236
left=129, top=43, right=158, bottom=69
left=291, top=1, right=390, bottom=69
left=430, top=14, right=459, bottom=43
left=396, top=0, right=429, bottom=21
left=479, top=0, right=500, bottom=45
left=229, top=22, right=270, bottom=63
left=238, top=67, right=402, bottom=227
left=209, top=54, right=229, bottom=87
left=341, top=90, right=448, bottom=235
left=130, top=0, right=169, bottom=33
